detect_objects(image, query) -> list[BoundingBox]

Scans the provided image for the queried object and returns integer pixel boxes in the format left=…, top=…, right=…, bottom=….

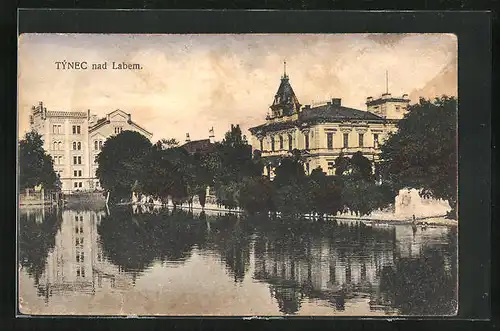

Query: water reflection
left=18, top=206, right=457, bottom=315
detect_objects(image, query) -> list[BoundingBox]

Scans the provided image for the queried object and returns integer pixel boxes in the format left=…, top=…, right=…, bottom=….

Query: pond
left=18, top=205, right=457, bottom=316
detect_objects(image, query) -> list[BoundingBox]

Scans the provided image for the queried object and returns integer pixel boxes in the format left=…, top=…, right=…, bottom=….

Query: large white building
left=29, top=102, right=152, bottom=193
left=249, top=67, right=410, bottom=177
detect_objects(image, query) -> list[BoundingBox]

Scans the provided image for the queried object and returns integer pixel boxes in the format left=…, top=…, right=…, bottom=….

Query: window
left=271, top=137, right=275, bottom=151
left=74, top=170, right=77, bottom=177
left=327, top=162, right=334, bottom=175
left=77, top=142, right=81, bottom=150
left=72, top=125, right=81, bottom=134
left=73, top=142, right=77, bottom=150
left=279, top=136, right=284, bottom=150
left=288, top=134, right=293, bottom=151
left=114, top=127, right=123, bottom=134
left=373, top=134, right=379, bottom=148
left=58, top=142, right=62, bottom=150
left=94, top=141, right=98, bottom=150
left=343, top=133, right=349, bottom=148
left=79, top=182, right=82, bottom=188
left=358, top=133, right=364, bottom=147
left=74, top=182, right=78, bottom=188
left=52, top=124, right=62, bottom=134
left=79, top=170, right=82, bottom=177
left=259, top=139, right=263, bottom=151
left=99, top=141, right=103, bottom=150
left=327, top=132, right=334, bottom=150
left=53, top=141, right=57, bottom=150
left=73, top=170, right=82, bottom=177
left=304, top=133, right=309, bottom=150
left=73, top=156, right=77, bottom=164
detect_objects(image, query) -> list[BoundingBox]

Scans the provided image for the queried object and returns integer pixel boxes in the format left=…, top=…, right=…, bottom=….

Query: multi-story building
left=29, top=102, right=152, bottom=193
left=248, top=66, right=410, bottom=178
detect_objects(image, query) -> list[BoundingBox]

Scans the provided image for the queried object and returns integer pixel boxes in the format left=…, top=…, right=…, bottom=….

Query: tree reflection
left=98, top=206, right=206, bottom=273
left=378, top=247, right=457, bottom=315
left=208, top=215, right=252, bottom=283
left=18, top=208, right=62, bottom=285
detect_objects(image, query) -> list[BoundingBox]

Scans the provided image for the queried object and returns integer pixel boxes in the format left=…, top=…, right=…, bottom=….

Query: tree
left=380, top=96, right=457, bottom=218
left=350, top=151, right=374, bottom=181
left=96, top=130, right=152, bottom=202
left=238, top=176, right=275, bottom=214
left=308, top=167, right=343, bottom=217
left=19, top=130, right=59, bottom=190
left=334, top=153, right=350, bottom=176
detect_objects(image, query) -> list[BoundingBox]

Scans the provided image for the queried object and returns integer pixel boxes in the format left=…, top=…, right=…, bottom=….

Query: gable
left=109, top=109, right=129, bottom=122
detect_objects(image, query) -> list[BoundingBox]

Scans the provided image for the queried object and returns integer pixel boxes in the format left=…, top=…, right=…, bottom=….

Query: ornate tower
left=269, top=61, right=301, bottom=119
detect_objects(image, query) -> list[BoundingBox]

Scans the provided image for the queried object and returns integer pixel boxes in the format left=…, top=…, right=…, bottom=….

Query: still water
left=18, top=206, right=457, bottom=316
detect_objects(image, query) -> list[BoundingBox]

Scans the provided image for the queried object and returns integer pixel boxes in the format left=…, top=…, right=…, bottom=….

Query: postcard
left=18, top=33, right=458, bottom=316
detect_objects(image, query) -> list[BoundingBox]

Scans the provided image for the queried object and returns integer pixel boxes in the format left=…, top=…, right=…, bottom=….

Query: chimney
left=326, top=101, right=332, bottom=106
left=402, top=93, right=409, bottom=99
left=304, top=105, right=311, bottom=110
left=366, top=96, right=373, bottom=103
left=87, top=109, right=91, bottom=120
left=185, top=133, right=191, bottom=143
left=209, top=127, right=215, bottom=144
left=332, top=98, right=341, bottom=106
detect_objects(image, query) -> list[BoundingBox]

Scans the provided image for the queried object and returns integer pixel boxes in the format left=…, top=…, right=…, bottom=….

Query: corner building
left=249, top=68, right=410, bottom=178
left=29, top=102, right=152, bottom=193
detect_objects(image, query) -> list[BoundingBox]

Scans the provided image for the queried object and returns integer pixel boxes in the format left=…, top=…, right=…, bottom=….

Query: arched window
left=77, top=142, right=81, bottom=150
left=94, top=141, right=98, bottom=150
left=58, top=142, right=62, bottom=150
left=53, top=141, right=57, bottom=150
left=73, top=142, right=77, bottom=150
left=288, top=134, right=293, bottom=151
left=279, top=136, right=284, bottom=150
left=271, top=137, right=275, bottom=152
left=99, top=141, right=103, bottom=150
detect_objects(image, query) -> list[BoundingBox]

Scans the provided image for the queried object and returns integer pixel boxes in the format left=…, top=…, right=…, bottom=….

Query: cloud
left=18, top=33, right=457, bottom=143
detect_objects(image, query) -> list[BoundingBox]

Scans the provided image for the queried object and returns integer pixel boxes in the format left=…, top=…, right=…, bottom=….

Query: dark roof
left=300, top=104, right=383, bottom=122
left=182, top=139, right=216, bottom=154
left=249, top=103, right=385, bottom=135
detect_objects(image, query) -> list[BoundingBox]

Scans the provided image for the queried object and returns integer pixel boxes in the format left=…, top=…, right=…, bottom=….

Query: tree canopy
left=19, top=130, right=59, bottom=190
left=96, top=130, right=152, bottom=202
left=379, top=96, right=457, bottom=218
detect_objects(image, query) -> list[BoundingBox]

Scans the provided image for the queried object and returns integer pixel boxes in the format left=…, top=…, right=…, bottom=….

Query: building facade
left=248, top=68, right=410, bottom=178
left=29, top=102, right=152, bottom=193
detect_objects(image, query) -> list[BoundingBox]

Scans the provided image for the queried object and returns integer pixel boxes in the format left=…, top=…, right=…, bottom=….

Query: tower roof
left=270, top=62, right=301, bottom=115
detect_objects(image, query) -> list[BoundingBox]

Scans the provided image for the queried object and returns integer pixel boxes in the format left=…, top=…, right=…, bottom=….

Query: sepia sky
left=18, top=33, right=457, bottom=143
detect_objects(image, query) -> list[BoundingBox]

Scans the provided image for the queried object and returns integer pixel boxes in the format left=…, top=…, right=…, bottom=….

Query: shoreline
left=126, top=202, right=458, bottom=227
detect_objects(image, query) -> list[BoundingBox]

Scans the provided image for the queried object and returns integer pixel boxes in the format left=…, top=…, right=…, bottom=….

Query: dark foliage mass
left=380, top=96, right=457, bottom=218
left=19, top=130, right=59, bottom=190
left=96, top=131, right=152, bottom=202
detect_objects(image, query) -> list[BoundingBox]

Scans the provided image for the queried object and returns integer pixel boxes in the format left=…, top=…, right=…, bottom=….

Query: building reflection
left=252, top=221, right=456, bottom=315
left=25, top=209, right=137, bottom=302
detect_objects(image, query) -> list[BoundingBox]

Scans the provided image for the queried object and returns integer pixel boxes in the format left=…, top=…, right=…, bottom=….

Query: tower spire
left=283, top=60, right=287, bottom=78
